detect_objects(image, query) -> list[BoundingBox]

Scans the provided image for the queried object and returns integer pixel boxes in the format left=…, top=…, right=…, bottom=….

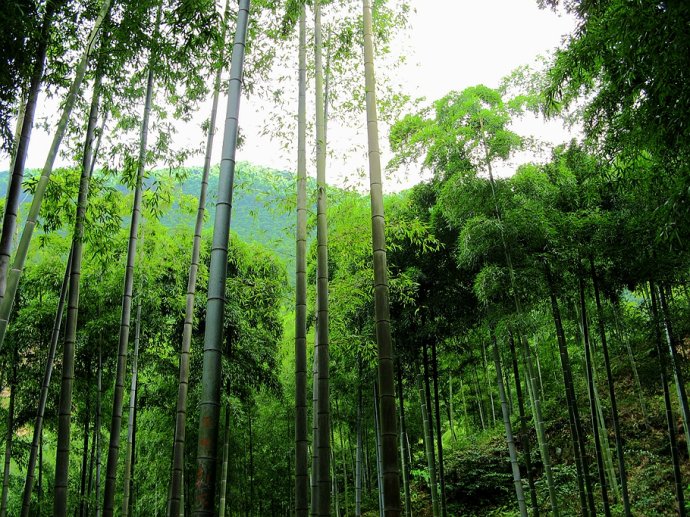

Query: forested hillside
left=0, top=163, right=298, bottom=271
left=1, top=0, right=690, bottom=516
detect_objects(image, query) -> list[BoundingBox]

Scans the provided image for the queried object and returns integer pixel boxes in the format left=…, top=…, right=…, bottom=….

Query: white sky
left=223, top=0, right=579, bottom=189
left=7, top=0, right=577, bottom=192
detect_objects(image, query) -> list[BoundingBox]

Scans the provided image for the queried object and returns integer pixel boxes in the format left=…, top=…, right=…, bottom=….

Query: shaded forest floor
left=402, top=359, right=690, bottom=516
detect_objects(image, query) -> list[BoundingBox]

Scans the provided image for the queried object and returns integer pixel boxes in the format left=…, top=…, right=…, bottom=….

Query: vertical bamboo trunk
left=0, top=0, right=112, bottom=352
left=592, top=376, right=619, bottom=503
left=132, top=399, right=139, bottom=514
left=491, top=331, right=527, bottom=517
left=21, top=248, right=72, bottom=516
left=460, top=378, right=469, bottom=434
left=54, top=60, right=105, bottom=515
left=431, top=342, right=448, bottom=517
left=503, top=355, right=513, bottom=416
left=347, top=425, right=356, bottom=503
left=86, top=419, right=96, bottom=517
left=180, top=470, right=185, bottom=517
left=374, top=384, right=385, bottom=516
left=122, top=294, right=142, bottom=517
left=508, top=333, right=539, bottom=517
left=590, top=261, right=631, bottom=515
left=422, top=344, right=438, bottom=506
left=355, top=361, right=362, bottom=517
left=472, top=362, right=486, bottom=430
left=579, top=276, right=611, bottom=516
left=335, top=399, right=349, bottom=516
left=361, top=2, right=401, bottom=513
left=533, top=341, right=545, bottom=400
left=102, top=7, right=160, bottom=513
left=0, top=0, right=57, bottom=302
left=313, top=3, right=331, bottom=514
left=482, top=339, right=497, bottom=426
left=219, top=406, right=231, bottom=517
left=38, top=434, right=43, bottom=513
left=6, top=90, right=26, bottom=175
left=249, top=411, right=255, bottom=516
left=519, top=333, right=558, bottom=516
left=192, top=2, right=249, bottom=513
left=89, top=115, right=106, bottom=177
left=448, top=375, right=457, bottom=441
left=396, top=360, right=412, bottom=517
left=657, top=286, right=690, bottom=456
left=311, top=330, right=319, bottom=516
left=288, top=410, right=294, bottom=516
left=79, top=375, right=91, bottom=517
left=96, top=341, right=102, bottom=517
left=168, top=3, right=230, bottom=515
left=612, top=304, right=648, bottom=424
left=545, top=265, right=593, bottom=516
left=650, top=283, right=686, bottom=516
left=0, top=353, right=16, bottom=517
left=294, top=6, right=309, bottom=515
left=418, top=376, right=440, bottom=517
left=330, top=417, right=340, bottom=516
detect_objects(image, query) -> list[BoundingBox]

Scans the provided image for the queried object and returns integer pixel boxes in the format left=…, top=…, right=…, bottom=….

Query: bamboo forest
left=2, top=0, right=690, bottom=515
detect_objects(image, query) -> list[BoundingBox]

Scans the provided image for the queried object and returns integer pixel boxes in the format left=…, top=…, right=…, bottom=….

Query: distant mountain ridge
left=0, top=161, right=300, bottom=272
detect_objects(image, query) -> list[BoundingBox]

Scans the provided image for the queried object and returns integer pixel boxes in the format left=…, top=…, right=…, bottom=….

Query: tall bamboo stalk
left=482, top=339, right=497, bottom=426
left=508, top=332, right=539, bottom=517
left=650, top=282, right=686, bottom=516
left=311, top=338, right=319, bottom=516
left=590, top=260, right=630, bottom=516
left=545, top=265, right=593, bottom=516
left=86, top=417, right=96, bottom=517
left=122, top=290, right=143, bottom=517
left=336, top=398, right=350, bottom=515
left=418, top=376, right=439, bottom=517
left=591, top=374, right=619, bottom=503
left=0, top=351, right=17, bottom=517
left=20, top=248, right=72, bottom=517
left=54, top=59, right=105, bottom=515
left=96, top=340, right=102, bottom=517
left=313, top=3, right=331, bottom=514
left=219, top=406, right=231, bottom=517
left=431, top=341, right=448, bottom=517
left=519, top=332, right=557, bottom=516
left=658, top=286, right=690, bottom=457
left=168, top=3, right=230, bottom=514
left=355, top=360, right=363, bottom=517
left=374, top=384, right=385, bottom=516
left=103, top=7, right=160, bottom=514
left=397, top=360, right=412, bottom=517
left=361, top=2, right=402, bottom=513
left=612, top=304, right=648, bottom=424
left=492, top=331, right=527, bottom=517
left=294, top=5, right=309, bottom=515
left=579, top=276, right=611, bottom=516
left=193, top=2, right=250, bottom=512
left=78, top=365, right=91, bottom=517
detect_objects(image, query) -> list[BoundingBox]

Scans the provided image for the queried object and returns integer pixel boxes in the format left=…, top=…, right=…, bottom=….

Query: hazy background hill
left=0, top=161, right=301, bottom=275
